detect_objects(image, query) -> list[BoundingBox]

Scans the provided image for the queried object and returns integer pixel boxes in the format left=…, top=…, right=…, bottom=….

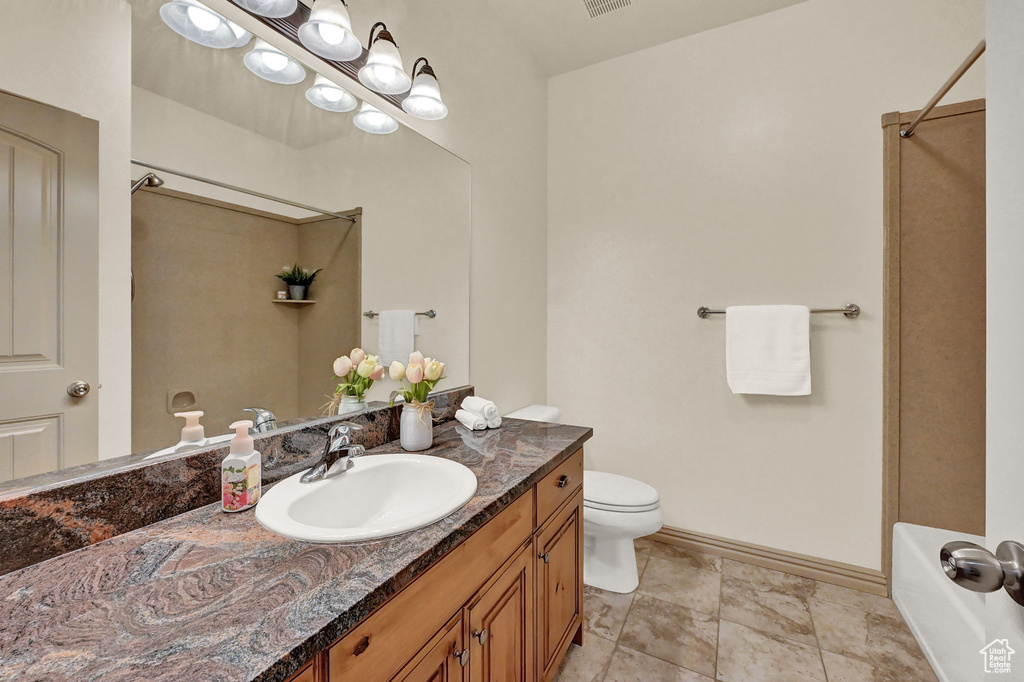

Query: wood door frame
left=881, top=98, right=987, bottom=591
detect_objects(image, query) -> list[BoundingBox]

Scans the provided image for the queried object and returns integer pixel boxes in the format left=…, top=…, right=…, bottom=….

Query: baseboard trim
left=649, top=526, right=888, bottom=597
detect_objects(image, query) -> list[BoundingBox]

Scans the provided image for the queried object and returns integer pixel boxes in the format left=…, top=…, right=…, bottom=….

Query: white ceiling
left=485, top=0, right=810, bottom=76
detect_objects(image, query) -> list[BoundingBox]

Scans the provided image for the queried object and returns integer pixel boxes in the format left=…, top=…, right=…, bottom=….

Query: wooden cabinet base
left=287, top=449, right=585, bottom=682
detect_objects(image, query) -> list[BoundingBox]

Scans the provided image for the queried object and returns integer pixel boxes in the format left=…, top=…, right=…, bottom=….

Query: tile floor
left=554, top=538, right=938, bottom=682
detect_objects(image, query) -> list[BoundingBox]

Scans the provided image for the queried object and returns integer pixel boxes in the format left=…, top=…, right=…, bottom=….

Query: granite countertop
left=0, top=418, right=592, bottom=682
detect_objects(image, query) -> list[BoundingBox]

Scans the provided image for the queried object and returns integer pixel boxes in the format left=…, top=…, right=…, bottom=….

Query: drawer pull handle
left=540, top=552, right=551, bottom=564
left=453, top=647, right=470, bottom=667
left=473, top=628, right=489, bottom=645
left=352, top=635, right=371, bottom=656
left=557, top=475, right=571, bottom=488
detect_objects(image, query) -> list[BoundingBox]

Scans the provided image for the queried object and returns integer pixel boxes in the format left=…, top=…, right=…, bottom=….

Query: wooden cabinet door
left=392, top=613, right=467, bottom=682
left=466, top=543, right=535, bottom=682
left=536, top=492, right=583, bottom=682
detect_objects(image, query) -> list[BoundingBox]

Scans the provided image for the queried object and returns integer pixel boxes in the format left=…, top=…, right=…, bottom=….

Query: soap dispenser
left=172, top=411, right=208, bottom=452
left=222, top=420, right=261, bottom=512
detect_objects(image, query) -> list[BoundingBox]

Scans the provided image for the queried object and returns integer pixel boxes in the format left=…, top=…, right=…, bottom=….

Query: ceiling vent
left=584, top=0, right=631, bottom=19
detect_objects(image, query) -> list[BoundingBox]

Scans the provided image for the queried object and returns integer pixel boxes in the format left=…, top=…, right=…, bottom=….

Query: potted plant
left=388, top=352, right=446, bottom=451
left=277, top=264, right=322, bottom=301
left=326, top=348, right=384, bottom=415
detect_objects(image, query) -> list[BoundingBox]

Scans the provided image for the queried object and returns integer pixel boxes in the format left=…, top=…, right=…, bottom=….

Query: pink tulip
left=408, top=351, right=425, bottom=368
left=350, top=348, right=366, bottom=365
left=333, top=356, right=353, bottom=377
left=370, top=364, right=385, bottom=381
left=406, top=363, right=424, bottom=383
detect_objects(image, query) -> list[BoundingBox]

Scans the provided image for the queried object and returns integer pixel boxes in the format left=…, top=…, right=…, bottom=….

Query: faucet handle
left=328, top=421, right=362, bottom=446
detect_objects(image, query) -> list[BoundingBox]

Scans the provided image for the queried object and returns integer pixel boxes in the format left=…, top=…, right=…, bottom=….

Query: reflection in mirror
left=0, top=0, right=469, bottom=485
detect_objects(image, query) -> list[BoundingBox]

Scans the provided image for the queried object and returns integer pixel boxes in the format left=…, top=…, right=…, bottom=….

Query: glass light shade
left=306, top=74, right=357, bottom=112
left=160, top=0, right=250, bottom=49
left=297, top=0, right=361, bottom=62
left=358, top=38, right=412, bottom=95
left=353, top=102, right=398, bottom=134
left=243, top=39, right=307, bottom=84
left=402, top=72, right=448, bottom=120
left=230, top=0, right=297, bottom=18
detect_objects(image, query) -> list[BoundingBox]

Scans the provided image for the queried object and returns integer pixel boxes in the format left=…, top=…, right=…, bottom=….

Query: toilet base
left=584, top=535, right=640, bottom=593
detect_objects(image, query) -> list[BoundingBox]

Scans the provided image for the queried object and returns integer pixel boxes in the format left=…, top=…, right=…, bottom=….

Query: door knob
left=941, top=540, right=1024, bottom=606
left=473, top=629, right=488, bottom=645
left=453, top=646, right=469, bottom=667
left=67, top=381, right=90, bottom=398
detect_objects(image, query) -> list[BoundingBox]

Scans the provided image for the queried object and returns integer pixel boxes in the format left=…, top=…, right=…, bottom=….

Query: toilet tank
left=504, top=404, right=561, bottom=422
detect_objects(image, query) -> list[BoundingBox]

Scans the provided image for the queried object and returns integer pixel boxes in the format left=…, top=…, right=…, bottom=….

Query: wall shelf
left=273, top=299, right=316, bottom=306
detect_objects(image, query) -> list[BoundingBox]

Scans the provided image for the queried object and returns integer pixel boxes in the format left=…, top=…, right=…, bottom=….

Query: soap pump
left=221, top=420, right=261, bottom=513
left=172, top=411, right=208, bottom=452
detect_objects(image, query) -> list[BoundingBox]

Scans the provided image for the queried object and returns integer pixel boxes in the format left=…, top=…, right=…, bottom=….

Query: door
left=392, top=613, right=467, bottom=682
left=536, top=492, right=583, bottom=682
left=0, top=90, right=98, bottom=481
left=467, top=542, right=535, bottom=682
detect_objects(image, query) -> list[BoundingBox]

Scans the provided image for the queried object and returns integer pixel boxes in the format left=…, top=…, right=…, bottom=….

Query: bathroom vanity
left=0, top=410, right=590, bottom=682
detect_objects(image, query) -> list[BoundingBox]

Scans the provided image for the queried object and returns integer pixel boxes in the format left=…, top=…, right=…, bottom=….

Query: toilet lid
left=583, top=471, right=660, bottom=513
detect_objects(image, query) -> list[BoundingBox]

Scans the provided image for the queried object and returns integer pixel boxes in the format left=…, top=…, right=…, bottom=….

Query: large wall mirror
left=0, top=0, right=470, bottom=485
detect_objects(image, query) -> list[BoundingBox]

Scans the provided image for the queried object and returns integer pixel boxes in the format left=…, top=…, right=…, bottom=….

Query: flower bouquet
left=388, top=351, right=446, bottom=451
left=325, top=348, right=384, bottom=415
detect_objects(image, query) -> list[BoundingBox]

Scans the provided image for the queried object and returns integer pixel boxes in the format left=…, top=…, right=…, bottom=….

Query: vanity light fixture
left=244, top=38, right=307, bottom=84
left=230, top=0, right=298, bottom=19
left=160, top=0, right=252, bottom=49
left=402, top=58, right=448, bottom=121
left=358, top=23, right=412, bottom=95
left=306, top=74, right=358, bottom=112
left=353, top=101, right=398, bottom=134
left=298, top=0, right=361, bottom=62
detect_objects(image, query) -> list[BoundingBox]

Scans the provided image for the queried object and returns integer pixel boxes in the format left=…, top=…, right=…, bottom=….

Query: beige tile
left=636, top=544, right=652, bottom=580
left=811, top=581, right=900, bottom=617
left=648, top=543, right=723, bottom=572
left=716, top=620, right=826, bottom=682
left=810, top=599, right=937, bottom=682
left=821, top=650, right=893, bottom=682
left=583, top=584, right=634, bottom=641
left=553, top=636, right=616, bottom=682
left=719, top=561, right=815, bottom=646
left=638, top=556, right=721, bottom=615
left=604, top=645, right=714, bottom=682
left=618, top=594, right=718, bottom=678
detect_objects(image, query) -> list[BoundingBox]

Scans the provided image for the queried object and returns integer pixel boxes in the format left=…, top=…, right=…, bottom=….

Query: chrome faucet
left=300, top=422, right=365, bottom=483
left=244, top=407, right=278, bottom=433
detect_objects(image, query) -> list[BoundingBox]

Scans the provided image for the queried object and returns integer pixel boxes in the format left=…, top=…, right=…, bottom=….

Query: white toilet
left=505, top=405, right=664, bottom=594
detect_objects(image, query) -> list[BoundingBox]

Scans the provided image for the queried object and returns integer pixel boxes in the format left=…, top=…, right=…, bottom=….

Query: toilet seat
left=583, top=471, right=660, bottom=513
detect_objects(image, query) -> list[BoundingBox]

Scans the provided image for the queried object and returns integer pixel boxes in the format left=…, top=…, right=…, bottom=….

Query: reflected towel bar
left=363, top=309, right=437, bottom=319
left=697, top=304, right=860, bottom=319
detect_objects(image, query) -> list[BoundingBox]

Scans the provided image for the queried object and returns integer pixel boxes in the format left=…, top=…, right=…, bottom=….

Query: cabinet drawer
left=536, top=450, right=583, bottom=527
left=329, top=492, right=533, bottom=682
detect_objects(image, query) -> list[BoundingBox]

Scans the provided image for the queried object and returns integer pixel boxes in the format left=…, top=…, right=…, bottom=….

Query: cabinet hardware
left=352, top=635, right=371, bottom=656
left=453, top=646, right=470, bottom=667
left=540, top=552, right=551, bottom=564
left=473, top=628, right=488, bottom=645
left=557, top=475, right=571, bottom=488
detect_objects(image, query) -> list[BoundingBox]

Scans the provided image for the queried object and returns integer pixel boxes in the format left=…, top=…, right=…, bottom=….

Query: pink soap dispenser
left=221, top=420, right=261, bottom=512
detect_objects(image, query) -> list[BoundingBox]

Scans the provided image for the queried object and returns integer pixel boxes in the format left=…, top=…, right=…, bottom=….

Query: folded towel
left=462, top=396, right=499, bottom=421
left=456, top=409, right=487, bottom=430
left=487, top=415, right=502, bottom=429
left=726, top=305, right=811, bottom=396
left=378, top=310, right=416, bottom=366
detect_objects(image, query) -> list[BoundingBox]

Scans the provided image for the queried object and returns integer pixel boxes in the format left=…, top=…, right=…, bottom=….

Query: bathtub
left=892, top=522, right=986, bottom=682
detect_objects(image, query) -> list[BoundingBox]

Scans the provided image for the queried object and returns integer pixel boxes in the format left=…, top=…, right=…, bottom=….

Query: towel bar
left=363, top=309, right=437, bottom=319
left=697, top=304, right=860, bottom=319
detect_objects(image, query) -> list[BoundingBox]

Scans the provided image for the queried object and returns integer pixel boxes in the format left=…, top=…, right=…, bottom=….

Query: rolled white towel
left=456, top=409, right=487, bottom=431
left=487, top=414, right=501, bottom=429
left=461, top=396, right=499, bottom=422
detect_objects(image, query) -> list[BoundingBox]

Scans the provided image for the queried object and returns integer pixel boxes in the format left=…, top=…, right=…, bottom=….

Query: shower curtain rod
left=130, top=160, right=356, bottom=222
left=900, top=40, right=985, bottom=138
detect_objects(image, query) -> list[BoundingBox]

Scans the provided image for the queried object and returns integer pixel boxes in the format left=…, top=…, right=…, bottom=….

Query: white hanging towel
left=378, top=310, right=416, bottom=366
left=726, top=305, right=811, bottom=396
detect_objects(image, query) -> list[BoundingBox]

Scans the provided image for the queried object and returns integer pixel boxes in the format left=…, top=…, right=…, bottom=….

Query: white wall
left=547, top=0, right=984, bottom=569
left=985, top=0, right=1024, bottom=649
left=0, top=0, right=133, bottom=459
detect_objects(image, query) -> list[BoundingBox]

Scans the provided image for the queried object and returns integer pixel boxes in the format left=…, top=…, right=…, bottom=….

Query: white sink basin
left=255, top=454, right=478, bottom=543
